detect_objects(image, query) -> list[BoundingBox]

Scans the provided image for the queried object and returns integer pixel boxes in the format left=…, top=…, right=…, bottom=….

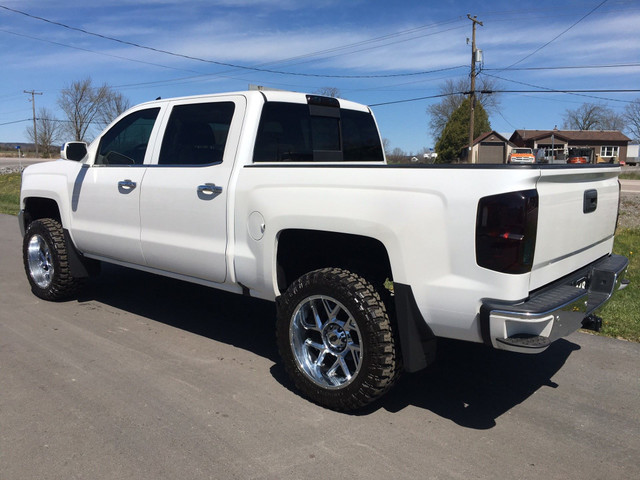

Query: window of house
left=96, top=108, right=160, bottom=165
left=253, top=102, right=383, bottom=163
left=159, top=102, right=235, bottom=165
left=600, top=146, right=619, bottom=157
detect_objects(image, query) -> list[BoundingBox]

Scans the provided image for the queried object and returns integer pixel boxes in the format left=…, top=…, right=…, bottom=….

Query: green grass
left=596, top=227, right=640, bottom=342
left=1, top=171, right=638, bottom=341
left=0, top=172, right=21, bottom=216
left=620, top=172, right=640, bottom=180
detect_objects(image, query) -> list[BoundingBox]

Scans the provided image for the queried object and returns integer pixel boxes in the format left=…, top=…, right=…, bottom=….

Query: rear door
left=530, top=166, right=620, bottom=289
left=139, top=95, right=246, bottom=283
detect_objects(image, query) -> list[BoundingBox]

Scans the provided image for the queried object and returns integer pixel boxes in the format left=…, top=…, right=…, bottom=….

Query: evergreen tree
left=435, top=98, right=490, bottom=163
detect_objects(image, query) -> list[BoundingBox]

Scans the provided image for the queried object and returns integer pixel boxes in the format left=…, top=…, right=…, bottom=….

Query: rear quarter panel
left=233, top=164, right=542, bottom=342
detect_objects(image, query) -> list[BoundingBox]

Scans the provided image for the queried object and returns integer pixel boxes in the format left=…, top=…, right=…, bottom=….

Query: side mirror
left=61, top=141, right=88, bottom=161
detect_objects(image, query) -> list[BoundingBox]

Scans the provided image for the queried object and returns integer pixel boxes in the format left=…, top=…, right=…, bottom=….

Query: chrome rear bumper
left=480, top=254, right=629, bottom=353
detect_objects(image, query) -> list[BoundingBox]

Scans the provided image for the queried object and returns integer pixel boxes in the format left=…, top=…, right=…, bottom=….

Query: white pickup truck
left=19, top=90, right=629, bottom=410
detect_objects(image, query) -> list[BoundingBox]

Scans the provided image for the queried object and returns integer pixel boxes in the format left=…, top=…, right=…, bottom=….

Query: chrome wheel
left=290, top=295, right=362, bottom=389
left=26, top=234, right=54, bottom=289
left=23, top=218, right=84, bottom=301
left=277, top=268, right=397, bottom=410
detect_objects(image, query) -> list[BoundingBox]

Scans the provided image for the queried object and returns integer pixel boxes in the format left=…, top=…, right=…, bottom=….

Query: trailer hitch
left=582, top=314, right=603, bottom=332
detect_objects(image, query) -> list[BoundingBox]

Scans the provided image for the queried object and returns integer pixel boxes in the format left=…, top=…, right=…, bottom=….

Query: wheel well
left=23, top=197, right=62, bottom=229
left=276, top=229, right=393, bottom=294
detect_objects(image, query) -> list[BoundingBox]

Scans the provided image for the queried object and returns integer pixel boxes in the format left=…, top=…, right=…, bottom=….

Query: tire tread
left=276, top=267, right=397, bottom=411
left=23, top=218, right=83, bottom=301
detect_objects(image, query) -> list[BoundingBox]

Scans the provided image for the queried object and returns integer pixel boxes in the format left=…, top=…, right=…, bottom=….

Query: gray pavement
left=621, top=179, right=640, bottom=194
left=1, top=213, right=639, bottom=479
left=0, top=157, right=55, bottom=173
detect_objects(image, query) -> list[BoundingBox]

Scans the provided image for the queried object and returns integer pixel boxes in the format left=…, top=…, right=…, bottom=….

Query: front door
left=139, top=96, right=245, bottom=283
left=70, top=107, right=162, bottom=265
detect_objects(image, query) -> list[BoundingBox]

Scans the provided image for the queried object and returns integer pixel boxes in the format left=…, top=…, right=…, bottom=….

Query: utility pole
left=467, top=14, right=483, bottom=163
left=24, top=90, right=43, bottom=157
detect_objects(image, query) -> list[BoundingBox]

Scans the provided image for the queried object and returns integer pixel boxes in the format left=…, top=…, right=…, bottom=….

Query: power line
left=483, top=89, right=640, bottom=94
left=0, top=28, right=202, bottom=74
left=0, top=118, right=30, bottom=126
left=485, top=62, right=640, bottom=72
left=0, top=4, right=464, bottom=80
left=370, top=93, right=455, bottom=107
left=500, top=0, right=609, bottom=70
left=371, top=88, right=639, bottom=107
left=257, top=24, right=468, bottom=71
left=252, top=17, right=465, bottom=69
left=481, top=71, right=636, bottom=103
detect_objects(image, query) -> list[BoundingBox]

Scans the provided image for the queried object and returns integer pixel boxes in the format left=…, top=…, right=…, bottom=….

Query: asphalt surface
left=621, top=178, right=640, bottom=194
left=1, top=213, right=639, bottom=479
left=0, top=157, right=54, bottom=170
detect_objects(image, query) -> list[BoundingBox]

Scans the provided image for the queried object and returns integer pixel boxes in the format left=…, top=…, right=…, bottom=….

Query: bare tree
left=96, top=90, right=131, bottom=129
left=386, top=147, right=408, bottom=164
left=25, top=107, right=63, bottom=158
left=58, top=77, right=130, bottom=142
left=623, top=98, right=640, bottom=141
left=562, top=102, right=625, bottom=131
left=381, top=137, right=391, bottom=155
left=427, top=76, right=500, bottom=141
left=315, top=87, right=341, bottom=98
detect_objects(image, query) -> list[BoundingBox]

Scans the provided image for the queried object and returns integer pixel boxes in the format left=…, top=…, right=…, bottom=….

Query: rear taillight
left=476, top=189, right=539, bottom=274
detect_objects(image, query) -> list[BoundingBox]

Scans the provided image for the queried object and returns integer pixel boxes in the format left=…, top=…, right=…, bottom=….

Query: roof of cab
left=135, top=90, right=370, bottom=113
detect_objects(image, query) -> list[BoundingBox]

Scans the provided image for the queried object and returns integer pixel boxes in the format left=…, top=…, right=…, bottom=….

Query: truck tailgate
left=530, top=166, right=620, bottom=290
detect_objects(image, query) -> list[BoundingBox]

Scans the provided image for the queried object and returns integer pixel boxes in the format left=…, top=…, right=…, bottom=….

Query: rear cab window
left=253, top=96, right=384, bottom=163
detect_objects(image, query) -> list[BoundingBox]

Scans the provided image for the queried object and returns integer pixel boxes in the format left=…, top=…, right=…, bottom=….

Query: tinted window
left=96, top=108, right=160, bottom=166
left=159, top=102, right=235, bottom=166
left=254, top=103, right=312, bottom=162
left=341, top=110, right=384, bottom=162
left=311, top=116, right=341, bottom=151
left=253, top=102, right=383, bottom=163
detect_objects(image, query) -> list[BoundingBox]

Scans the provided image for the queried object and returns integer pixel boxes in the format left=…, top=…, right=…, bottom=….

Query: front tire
left=23, top=218, right=83, bottom=301
left=276, top=268, right=397, bottom=411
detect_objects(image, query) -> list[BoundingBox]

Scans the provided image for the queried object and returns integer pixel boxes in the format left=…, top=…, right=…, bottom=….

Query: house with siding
left=509, top=129, right=630, bottom=163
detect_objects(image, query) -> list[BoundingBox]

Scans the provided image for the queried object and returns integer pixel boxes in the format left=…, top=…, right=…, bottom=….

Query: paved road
left=1, top=213, right=639, bottom=479
left=0, top=157, right=54, bottom=169
left=621, top=179, right=640, bottom=194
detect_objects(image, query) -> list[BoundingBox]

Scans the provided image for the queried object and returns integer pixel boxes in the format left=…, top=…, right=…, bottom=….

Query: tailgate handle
left=583, top=189, right=598, bottom=213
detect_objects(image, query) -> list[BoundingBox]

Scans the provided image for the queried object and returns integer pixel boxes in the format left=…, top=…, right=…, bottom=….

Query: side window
left=253, top=102, right=383, bottom=162
left=96, top=108, right=160, bottom=166
left=158, top=102, right=235, bottom=166
left=253, top=103, right=313, bottom=162
left=342, top=110, right=384, bottom=162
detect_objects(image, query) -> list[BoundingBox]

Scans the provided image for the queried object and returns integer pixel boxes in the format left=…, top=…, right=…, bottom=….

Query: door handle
left=118, top=179, right=137, bottom=191
left=197, top=183, right=223, bottom=196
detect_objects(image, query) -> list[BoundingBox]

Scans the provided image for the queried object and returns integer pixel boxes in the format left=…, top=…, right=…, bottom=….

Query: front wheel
left=23, top=218, right=83, bottom=301
left=276, top=268, right=397, bottom=411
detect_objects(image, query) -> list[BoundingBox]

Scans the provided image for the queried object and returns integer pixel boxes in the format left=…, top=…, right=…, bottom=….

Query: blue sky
left=1, top=0, right=639, bottom=153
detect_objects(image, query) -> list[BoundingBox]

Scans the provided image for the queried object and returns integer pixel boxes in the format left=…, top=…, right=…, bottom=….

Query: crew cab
left=19, top=90, right=629, bottom=410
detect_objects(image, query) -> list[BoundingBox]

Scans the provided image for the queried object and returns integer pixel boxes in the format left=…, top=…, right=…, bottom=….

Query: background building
left=509, top=129, right=631, bottom=163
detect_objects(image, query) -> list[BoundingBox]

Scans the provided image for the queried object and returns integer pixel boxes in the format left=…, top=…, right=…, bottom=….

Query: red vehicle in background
left=567, top=148, right=592, bottom=164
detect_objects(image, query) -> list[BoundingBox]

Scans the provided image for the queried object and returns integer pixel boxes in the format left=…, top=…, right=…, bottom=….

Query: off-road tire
left=276, top=268, right=397, bottom=411
left=23, top=218, right=83, bottom=301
